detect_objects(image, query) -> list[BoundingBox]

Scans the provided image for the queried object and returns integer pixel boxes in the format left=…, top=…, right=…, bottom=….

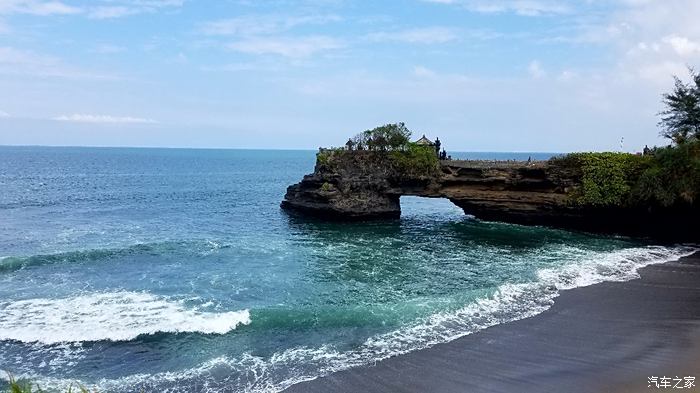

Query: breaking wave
left=0, top=291, right=250, bottom=345
left=10, top=245, right=695, bottom=393
left=0, top=241, right=231, bottom=273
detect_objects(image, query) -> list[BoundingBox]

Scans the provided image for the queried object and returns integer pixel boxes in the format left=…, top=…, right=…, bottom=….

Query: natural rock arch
left=281, top=150, right=697, bottom=239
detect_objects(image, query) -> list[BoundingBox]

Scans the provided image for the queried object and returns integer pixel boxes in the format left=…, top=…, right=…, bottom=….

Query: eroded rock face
left=281, top=151, right=575, bottom=221
left=281, top=151, right=698, bottom=239
left=280, top=151, right=408, bottom=219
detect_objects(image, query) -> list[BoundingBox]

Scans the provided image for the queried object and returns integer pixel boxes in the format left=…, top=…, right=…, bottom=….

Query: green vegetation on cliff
left=633, top=142, right=700, bottom=207
left=552, top=141, right=699, bottom=209
left=388, top=142, right=440, bottom=178
left=552, top=68, right=700, bottom=209
left=350, top=123, right=412, bottom=151
left=316, top=123, right=439, bottom=179
left=552, top=152, right=648, bottom=207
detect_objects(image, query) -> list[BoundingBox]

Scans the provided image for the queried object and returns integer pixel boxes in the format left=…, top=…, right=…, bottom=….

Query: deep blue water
left=0, top=146, right=694, bottom=393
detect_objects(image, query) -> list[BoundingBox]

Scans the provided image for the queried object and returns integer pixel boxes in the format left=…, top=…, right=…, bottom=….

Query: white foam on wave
left=536, top=244, right=695, bottom=290
left=11, top=245, right=698, bottom=393
left=0, top=291, right=251, bottom=345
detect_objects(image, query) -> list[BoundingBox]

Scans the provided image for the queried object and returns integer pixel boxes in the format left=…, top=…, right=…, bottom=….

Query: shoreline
left=285, top=251, right=700, bottom=393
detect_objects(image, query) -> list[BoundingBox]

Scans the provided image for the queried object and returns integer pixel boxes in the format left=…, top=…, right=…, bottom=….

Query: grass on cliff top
left=551, top=141, right=700, bottom=208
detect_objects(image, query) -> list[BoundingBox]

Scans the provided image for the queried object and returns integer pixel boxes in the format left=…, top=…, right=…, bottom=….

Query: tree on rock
left=352, top=123, right=412, bottom=151
left=659, top=67, right=700, bottom=144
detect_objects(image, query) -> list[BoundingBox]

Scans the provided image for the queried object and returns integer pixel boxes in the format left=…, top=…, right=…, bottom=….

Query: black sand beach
left=286, top=251, right=700, bottom=393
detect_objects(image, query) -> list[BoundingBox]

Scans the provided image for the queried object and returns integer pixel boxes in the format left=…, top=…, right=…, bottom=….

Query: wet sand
left=285, top=251, right=700, bottom=393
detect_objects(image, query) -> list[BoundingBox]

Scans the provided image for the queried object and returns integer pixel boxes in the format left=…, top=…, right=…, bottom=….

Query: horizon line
left=0, top=143, right=573, bottom=154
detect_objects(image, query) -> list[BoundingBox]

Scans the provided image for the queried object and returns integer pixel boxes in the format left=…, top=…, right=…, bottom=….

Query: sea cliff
left=281, top=149, right=699, bottom=240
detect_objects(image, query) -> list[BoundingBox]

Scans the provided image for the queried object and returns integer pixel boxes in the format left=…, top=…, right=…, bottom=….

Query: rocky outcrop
left=281, top=150, right=698, bottom=239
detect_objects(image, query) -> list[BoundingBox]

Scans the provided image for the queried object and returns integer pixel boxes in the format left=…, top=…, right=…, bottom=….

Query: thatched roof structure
left=415, top=135, right=434, bottom=146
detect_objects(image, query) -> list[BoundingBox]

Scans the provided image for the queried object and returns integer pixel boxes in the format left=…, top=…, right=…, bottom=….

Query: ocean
left=0, top=146, right=694, bottom=393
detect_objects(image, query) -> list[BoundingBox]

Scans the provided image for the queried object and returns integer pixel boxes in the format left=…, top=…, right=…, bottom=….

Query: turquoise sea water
left=0, top=146, right=695, bottom=393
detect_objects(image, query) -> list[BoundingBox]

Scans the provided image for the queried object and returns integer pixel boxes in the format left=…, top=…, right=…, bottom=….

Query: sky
left=1, top=0, right=700, bottom=152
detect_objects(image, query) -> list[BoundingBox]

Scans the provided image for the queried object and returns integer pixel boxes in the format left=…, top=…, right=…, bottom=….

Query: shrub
left=552, top=152, right=648, bottom=207
left=632, top=141, right=700, bottom=207
left=552, top=142, right=699, bottom=209
left=389, top=143, right=440, bottom=178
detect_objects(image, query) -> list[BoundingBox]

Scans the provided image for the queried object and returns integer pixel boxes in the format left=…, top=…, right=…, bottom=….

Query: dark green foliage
left=658, top=68, right=700, bottom=144
left=316, top=149, right=332, bottom=166
left=632, top=141, right=700, bottom=207
left=351, top=123, right=412, bottom=151
left=551, top=142, right=700, bottom=208
left=552, top=152, right=648, bottom=207
left=316, top=123, right=438, bottom=177
left=389, top=142, right=440, bottom=178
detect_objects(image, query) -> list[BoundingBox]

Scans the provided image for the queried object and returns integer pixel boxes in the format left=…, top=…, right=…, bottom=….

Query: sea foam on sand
left=5, top=245, right=697, bottom=393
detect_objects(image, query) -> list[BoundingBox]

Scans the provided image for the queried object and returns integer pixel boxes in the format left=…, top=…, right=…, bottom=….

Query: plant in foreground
left=5, top=372, right=92, bottom=393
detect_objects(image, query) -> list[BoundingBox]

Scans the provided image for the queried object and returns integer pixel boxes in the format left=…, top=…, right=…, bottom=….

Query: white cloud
left=422, top=0, right=571, bottom=16
left=87, top=0, right=184, bottom=19
left=528, top=60, right=545, bottom=79
left=0, top=110, right=9, bottom=117
left=557, top=70, right=578, bottom=81
left=366, top=27, right=459, bottom=44
left=550, top=1, right=700, bottom=87
left=92, top=44, right=127, bottom=54
left=227, top=36, right=343, bottom=58
left=635, top=61, right=690, bottom=86
left=413, top=65, right=436, bottom=78
left=0, top=0, right=184, bottom=18
left=88, top=6, right=134, bottom=19
left=201, top=14, right=340, bottom=36
left=0, top=46, right=117, bottom=79
left=663, top=35, right=700, bottom=57
left=202, top=14, right=343, bottom=60
left=0, top=46, right=59, bottom=69
left=0, top=0, right=81, bottom=16
left=52, top=114, right=157, bottom=124
left=200, top=61, right=282, bottom=73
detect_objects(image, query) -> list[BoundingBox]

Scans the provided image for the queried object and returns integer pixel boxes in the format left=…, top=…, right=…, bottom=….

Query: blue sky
left=1, top=0, right=699, bottom=152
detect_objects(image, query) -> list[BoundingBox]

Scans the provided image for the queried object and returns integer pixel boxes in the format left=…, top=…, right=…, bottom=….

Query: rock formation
left=281, top=150, right=698, bottom=239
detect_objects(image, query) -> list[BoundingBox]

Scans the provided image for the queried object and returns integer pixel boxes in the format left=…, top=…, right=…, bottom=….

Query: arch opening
left=399, top=196, right=465, bottom=220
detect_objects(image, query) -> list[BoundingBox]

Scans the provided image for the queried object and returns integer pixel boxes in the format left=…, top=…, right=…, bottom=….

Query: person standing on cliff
left=435, top=137, right=441, bottom=157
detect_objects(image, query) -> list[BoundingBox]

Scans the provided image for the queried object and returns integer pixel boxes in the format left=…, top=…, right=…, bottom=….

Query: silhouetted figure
left=435, top=137, right=441, bottom=157
left=643, top=145, right=651, bottom=155
left=346, top=138, right=355, bottom=151
left=527, top=156, right=532, bottom=164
